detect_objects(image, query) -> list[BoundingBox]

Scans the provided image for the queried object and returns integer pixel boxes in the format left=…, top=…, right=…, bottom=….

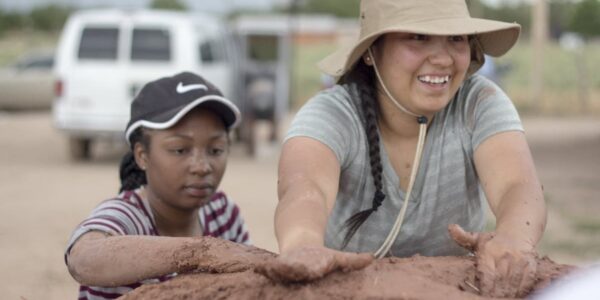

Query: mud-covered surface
left=122, top=244, right=574, bottom=300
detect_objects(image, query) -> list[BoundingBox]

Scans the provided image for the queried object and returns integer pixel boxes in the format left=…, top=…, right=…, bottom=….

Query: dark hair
left=119, top=128, right=150, bottom=193
left=468, top=35, right=485, bottom=75
left=339, top=59, right=386, bottom=249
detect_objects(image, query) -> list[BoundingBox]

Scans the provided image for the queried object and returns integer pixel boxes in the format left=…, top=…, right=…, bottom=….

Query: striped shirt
left=285, top=75, right=523, bottom=257
left=65, top=187, right=250, bottom=300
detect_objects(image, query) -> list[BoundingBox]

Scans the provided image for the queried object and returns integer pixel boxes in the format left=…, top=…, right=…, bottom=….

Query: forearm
left=68, top=233, right=233, bottom=287
left=276, top=137, right=340, bottom=254
left=493, top=182, right=547, bottom=248
left=474, top=131, right=547, bottom=249
left=275, top=187, right=330, bottom=254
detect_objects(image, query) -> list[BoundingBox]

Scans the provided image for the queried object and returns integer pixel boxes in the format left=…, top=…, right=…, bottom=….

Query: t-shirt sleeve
left=284, top=87, right=362, bottom=166
left=467, top=75, right=524, bottom=150
left=64, top=199, right=145, bottom=263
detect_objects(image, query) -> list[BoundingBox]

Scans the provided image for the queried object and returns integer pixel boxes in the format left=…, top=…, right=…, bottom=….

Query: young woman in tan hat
left=261, top=0, right=547, bottom=297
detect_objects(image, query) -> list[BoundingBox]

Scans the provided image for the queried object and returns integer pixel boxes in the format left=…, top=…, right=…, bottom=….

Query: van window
left=78, top=27, right=119, bottom=60
left=131, top=28, right=171, bottom=62
left=199, top=39, right=224, bottom=63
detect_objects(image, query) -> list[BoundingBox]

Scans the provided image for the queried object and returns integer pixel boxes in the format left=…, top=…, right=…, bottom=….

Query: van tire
left=69, top=137, right=92, bottom=161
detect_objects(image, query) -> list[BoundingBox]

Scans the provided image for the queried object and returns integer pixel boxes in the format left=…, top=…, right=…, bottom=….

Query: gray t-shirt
left=285, top=75, right=523, bottom=257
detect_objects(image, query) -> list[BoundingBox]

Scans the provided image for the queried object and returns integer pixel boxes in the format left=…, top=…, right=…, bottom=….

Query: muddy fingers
left=448, top=224, right=480, bottom=252
left=255, top=246, right=372, bottom=283
left=336, top=252, right=374, bottom=272
left=476, top=254, right=497, bottom=296
left=516, top=256, right=538, bottom=298
left=506, top=257, right=525, bottom=297
left=448, top=224, right=542, bottom=298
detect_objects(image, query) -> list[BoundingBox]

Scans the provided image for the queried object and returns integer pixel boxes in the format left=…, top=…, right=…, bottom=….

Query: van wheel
left=69, top=137, right=92, bottom=161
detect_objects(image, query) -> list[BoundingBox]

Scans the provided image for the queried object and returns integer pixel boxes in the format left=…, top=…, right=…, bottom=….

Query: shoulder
left=291, top=83, right=364, bottom=132
left=450, top=75, right=523, bottom=147
left=445, top=74, right=513, bottom=120
left=94, top=189, right=155, bottom=228
left=98, top=189, right=148, bottom=214
left=298, top=84, right=358, bottom=115
left=316, top=84, right=354, bottom=101
left=286, top=84, right=365, bottom=163
left=458, top=74, right=508, bottom=103
left=69, top=188, right=156, bottom=239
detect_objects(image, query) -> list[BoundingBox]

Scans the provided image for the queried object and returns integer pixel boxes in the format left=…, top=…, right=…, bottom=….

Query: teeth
left=419, top=75, right=450, bottom=84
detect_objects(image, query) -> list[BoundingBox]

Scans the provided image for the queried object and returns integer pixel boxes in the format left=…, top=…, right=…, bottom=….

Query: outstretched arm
left=263, top=137, right=372, bottom=282
left=275, top=137, right=340, bottom=253
left=467, top=130, right=546, bottom=297
left=67, top=232, right=259, bottom=287
left=475, top=130, right=546, bottom=249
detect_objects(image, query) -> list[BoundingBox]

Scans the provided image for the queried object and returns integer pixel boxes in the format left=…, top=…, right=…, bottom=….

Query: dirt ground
left=0, top=111, right=598, bottom=300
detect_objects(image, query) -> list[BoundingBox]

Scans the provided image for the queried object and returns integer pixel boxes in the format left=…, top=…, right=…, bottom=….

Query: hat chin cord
left=367, top=48, right=428, bottom=258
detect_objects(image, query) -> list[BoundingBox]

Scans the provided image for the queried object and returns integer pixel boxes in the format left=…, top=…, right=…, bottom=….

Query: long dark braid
left=119, top=128, right=150, bottom=193
left=340, top=60, right=386, bottom=249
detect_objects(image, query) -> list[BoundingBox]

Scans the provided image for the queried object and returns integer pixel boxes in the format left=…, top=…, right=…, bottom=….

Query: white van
left=52, top=9, right=238, bottom=159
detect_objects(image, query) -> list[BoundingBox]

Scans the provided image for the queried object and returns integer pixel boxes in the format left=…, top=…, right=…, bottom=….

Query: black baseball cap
left=125, top=71, right=241, bottom=144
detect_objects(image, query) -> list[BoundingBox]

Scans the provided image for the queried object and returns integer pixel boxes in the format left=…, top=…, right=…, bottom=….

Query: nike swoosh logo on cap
left=176, top=82, right=208, bottom=94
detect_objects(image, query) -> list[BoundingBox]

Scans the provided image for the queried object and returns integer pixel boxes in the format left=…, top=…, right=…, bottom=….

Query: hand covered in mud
left=175, top=237, right=275, bottom=274
left=255, top=245, right=373, bottom=283
left=448, top=224, right=537, bottom=298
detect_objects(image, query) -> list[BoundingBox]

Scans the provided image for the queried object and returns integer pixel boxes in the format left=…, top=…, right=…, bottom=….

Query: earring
left=364, top=55, right=372, bottom=65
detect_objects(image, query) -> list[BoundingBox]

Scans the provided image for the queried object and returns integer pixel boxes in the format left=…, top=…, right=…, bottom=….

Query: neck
left=377, top=93, right=433, bottom=140
left=142, top=187, right=201, bottom=237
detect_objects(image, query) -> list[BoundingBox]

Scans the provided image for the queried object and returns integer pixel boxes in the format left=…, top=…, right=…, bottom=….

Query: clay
left=120, top=242, right=574, bottom=300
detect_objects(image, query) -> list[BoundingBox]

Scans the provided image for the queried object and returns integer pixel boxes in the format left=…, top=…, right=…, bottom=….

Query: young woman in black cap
left=261, top=0, right=547, bottom=298
left=64, top=72, right=257, bottom=299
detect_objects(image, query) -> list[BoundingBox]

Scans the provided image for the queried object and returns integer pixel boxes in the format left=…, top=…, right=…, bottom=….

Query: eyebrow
left=163, top=132, right=227, bottom=141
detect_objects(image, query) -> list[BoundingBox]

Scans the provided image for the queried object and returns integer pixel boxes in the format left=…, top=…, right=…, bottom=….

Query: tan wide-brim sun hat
left=318, top=0, right=521, bottom=78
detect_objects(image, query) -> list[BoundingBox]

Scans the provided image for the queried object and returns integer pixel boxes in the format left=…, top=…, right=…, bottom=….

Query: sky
left=0, top=0, right=287, bottom=13
left=0, top=0, right=572, bottom=14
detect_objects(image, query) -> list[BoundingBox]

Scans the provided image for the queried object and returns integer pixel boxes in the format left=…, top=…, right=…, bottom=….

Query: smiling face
left=369, top=32, right=471, bottom=117
left=134, top=107, right=229, bottom=213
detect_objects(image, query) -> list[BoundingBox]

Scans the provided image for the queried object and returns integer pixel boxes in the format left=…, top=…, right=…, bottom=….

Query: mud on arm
left=67, top=231, right=265, bottom=287
left=468, top=130, right=547, bottom=297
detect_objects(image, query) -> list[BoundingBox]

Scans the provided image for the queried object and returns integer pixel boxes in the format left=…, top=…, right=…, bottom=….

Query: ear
left=363, top=53, right=373, bottom=66
left=133, top=142, right=148, bottom=171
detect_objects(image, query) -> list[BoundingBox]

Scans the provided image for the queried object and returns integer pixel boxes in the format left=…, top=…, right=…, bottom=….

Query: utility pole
left=531, top=0, right=548, bottom=110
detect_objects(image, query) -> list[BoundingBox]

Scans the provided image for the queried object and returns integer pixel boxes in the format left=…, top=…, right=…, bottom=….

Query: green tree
left=459, top=0, right=532, bottom=38
left=0, top=9, right=26, bottom=34
left=150, top=0, right=187, bottom=11
left=568, top=0, right=600, bottom=39
left=548, top=0, right=576, bottom=39
left=300, top=0, right=360, bottom=18
left=483, top=2, right=531, bottom=37
left=29, top=5, right=71, bottom=31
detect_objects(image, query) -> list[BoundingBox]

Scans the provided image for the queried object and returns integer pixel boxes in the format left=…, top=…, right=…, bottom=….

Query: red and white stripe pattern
left=65, top=188, right=250, bottom=300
